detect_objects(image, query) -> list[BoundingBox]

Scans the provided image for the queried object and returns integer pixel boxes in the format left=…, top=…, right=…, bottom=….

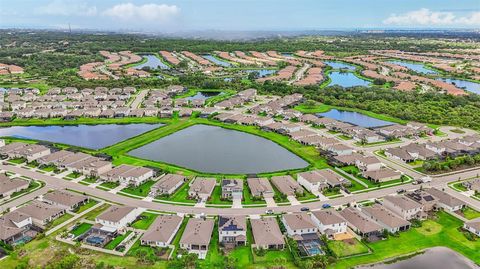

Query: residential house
left=338, top=207, right=383, bottom=238
left=361, top=204, right=411, bottom=233
left=282, top=212, right=318, bottom=237
left=0, top=174, right=29, bottom=199
left=463, top=220, right=480, bottom=236
left=271, top=175, right=303, bottom=196
left=251, top=217, right=285, bottom=250
left=247, top=177, right=274, bottom=199
left=41, top=190, right=89, bottom=211
left=149, top=174, right=186, bottom=197
left=100, top=164, right=154, bottom=187
left=16, top=201, right=65, bottom=228
left=0, top=211, right=33, bottom=244
left=425, top=188, right=466, bottom=212
left=179, top=218, right=215, bottom=259
left=382, top=195, right=424, bottom=220
left=188, top=177, right=216, bottom=201
left=311, top=210, right=347, bottom=239
left=95, top=206, right=143, bottom=232
left=221, top=179, right=243, bottom=200
left=218, top=215, right=247, bottom=246
left=141, top=215, right=183, bottom=247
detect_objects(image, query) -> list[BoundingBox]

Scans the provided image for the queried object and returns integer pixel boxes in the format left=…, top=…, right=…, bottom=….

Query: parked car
left=397, top=189, right=406, bottom=194
left=300, top=207, right=310, bottom=212
left=265, top=209, right=274, bottom=215
left=322, top=204, right=331, bottom=209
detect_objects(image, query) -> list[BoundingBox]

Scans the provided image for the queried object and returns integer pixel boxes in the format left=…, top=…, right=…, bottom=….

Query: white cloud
left=102, top=3, right=180, bottom=22
left=37, top=0, right=97, bottom=16
left=383, top=8, right=480, bottom=26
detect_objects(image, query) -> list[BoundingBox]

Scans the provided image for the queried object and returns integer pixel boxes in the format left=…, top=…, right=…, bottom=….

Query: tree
left=310, top=255, right=329, bottom=269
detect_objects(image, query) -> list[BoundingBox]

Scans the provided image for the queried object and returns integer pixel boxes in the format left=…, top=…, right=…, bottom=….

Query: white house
left=311, top=210, right=347, bottom=238
left=282, top=212, right=318, bottom=237
left=95, top=206, right=143, bottom=232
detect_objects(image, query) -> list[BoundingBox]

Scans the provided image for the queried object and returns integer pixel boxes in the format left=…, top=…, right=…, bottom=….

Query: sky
left=0, top=0, right=479, bottom=32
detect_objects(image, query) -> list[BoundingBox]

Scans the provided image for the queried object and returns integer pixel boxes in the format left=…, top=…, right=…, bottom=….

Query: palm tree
left=311, top=255, right=329, bottom=269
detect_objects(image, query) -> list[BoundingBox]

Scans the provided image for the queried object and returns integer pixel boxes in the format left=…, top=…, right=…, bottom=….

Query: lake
left=203, top=54, right=232, bottom=67
left=389, top=60, right=438, bottom=75
left=245, top=69, right=277, bottom=77
left=0, top=123, right=164, bottom=150
left=186, top=91, right=222, bottom=100
left=134, top=54, right=170, bottom=70
left=128, top=124, right=309, bottom=174
left=318, top=109, right=394, bottom=128
left=328, top=71, right=370, bottom=88
left=436, top=78, right=480, bottom=95
left=358, top=247, right=477, bottom=269
left=324, top=61, right=356, bottom=70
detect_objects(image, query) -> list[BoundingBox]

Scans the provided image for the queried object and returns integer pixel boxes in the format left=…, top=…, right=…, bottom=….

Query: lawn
left=65, top=172, right=81, bottom=179
left=81, top=177, right=98, bottom=184
left=40, top=165, right=57, bottom=172
left=121, top=180, right=156, bottom=197
left=252, top=249, right=296, bottom=268
left=73, top=200, right=99, bottom=214
left=327, top=239, right=369, bottom=257
left=451, top=182, right=468, bottom=192
left=8, top=157, right=26, bottom=164
left=131, top=212, right=159, bottom=230
left=323, top=187, right=341, bottom=197
left=296, top=187, right=318, bottom=201
left=105, top=231, right=132, bottom=250
left=99, top=181, right=120, bottom=189
left=460, top=206, right=480, bottom=220
left=207, top=185, right=232, bottom=205
left=70, top=223, right=93, bottom=237
left=46, top=213, right=74, bottom=229
left=330, top=211, right=480, bottom=268
left=242, top=185, right=265, bottom=205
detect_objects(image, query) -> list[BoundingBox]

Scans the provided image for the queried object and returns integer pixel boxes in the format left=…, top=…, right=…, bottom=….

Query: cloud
left=37, top=0, right=97, bottom=16
left=383, top=8, right=480, bottom=26
left=102, top=3, right=180, bottom=22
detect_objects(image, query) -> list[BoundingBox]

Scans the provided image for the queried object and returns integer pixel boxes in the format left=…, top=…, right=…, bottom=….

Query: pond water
left=328, top=71, right=370, bottom=88
left=244, top=69, right=277, bottom=77
left=388, top=60, right=438, bottom=75
left=134, top=55, right=170, bottom=70
left=323, top=61, right=356, bottom=70
left=0, top=123, right=163, bottom=150
left=128, top=124, right=309, bottom=174
left=186, top=91, right=222, bottom=100
left=436, top=77, right=480, bottom=95
left=203, top=54, right=232, bottom=67
left=318, top=109, right=394, bottom=128
left=358, top=247, right=477, bottom=269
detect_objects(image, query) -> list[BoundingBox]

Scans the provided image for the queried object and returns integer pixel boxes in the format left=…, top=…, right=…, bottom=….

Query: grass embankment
left=330, top=211, right=480, bottom=268
left=131, top=212, right=159, bottom=230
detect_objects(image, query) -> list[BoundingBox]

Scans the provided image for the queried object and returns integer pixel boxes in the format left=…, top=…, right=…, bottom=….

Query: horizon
left=1, top=0, right=479, bottom=33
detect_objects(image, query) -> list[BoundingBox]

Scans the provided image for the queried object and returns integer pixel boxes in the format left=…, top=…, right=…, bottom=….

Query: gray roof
left=338, top=207, right=382, bottom=234
left=0, top=174, right=29, bottom=195
left=362, top=204, right=411, bottom=229
left=42, top=190, right=88, bottom=208
left=141, top=215, right=183, bottom=243
left=179, top=218, right=214, bottom=245
left=96, top=205, right=136, bottom=223
left=283, top=212, right=316, bottom=230
left=251, top=217, right=284, bottom=246
left=425, top=188, right=465, bottom=208
left=16, top=201, right=64, bottom=222
left=311, top=210, right=346, bottom=225
left=383, top=195, right=422, bottom=211
left=247, top=177, right=273, bottom=196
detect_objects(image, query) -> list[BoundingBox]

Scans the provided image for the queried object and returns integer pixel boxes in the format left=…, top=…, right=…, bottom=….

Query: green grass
left=296, top=187, right=317, bottom=201
left=40, top=165, right=56, bottom=172
left=46, top=213, right=74, bottom=229
left=338, top=135, right=352, bottom=140
left=253, top=249, right=296, bottom=268
left=70, top=223, right=93, bottom=237
left=8, top=158, right=26, bottom=164
left=327, top=239, right=369, bottom=257
left=330, top=211, right=480, bottom=268
left=242, top=184, right=265, bottom=205
left=131, top=212, right=159, bottom=230
left=66, top=172, right=81, bottom=179
left=99, top=181, right=120, bottom=189
left=105, top=231, right=132, bottom=250
left=451, top=182, right=468, bottom=192
left=207, top=185, right=232, bottom=205
left=121, top=180, right=156, bottom=197
left=73, top=200, right=99, bottom=214
left=461, top=206, right=480, bottom=220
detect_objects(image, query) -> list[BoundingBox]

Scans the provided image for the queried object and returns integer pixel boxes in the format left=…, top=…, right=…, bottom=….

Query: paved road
left=1, top=163, right=478, bottom=216
left=129, top=90, right=149, bottom=108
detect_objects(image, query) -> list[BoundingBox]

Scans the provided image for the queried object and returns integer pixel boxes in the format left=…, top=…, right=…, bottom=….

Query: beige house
left=41, top=190, right=89, bottom=211
left=179, top=218, right=214, bottom=259
left=188, top=177, right=216, bottom=201
left=149, top=174, right=186, bottom=196
left=0, top=174, right=29, bottom=199
left=141, top=215, right=183, bottom=247
left=251, top=217, right=285, bottom=250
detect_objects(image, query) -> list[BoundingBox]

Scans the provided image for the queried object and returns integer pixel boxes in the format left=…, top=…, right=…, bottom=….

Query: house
left=311, top=210, right=347, bottom=239
left=41, top=190, right=89, bottom=211
left=68, top=157, right=112, bottom=177
left=37, top=150, right=74, bottom=166
left=100, top=164, right=154, bottom=187
left=251, top=217, right=285, bottom=250
left=327, top=144, right=354, bottom=156
left=0, top=211, right=33, bottom=244
left=271, top=175, right=303, bottom=196
left=405, top=190, right=439, bottom=212
left=141, top=215, right=183, bottom=247
left=385, top=148, right=416, bottom=163
left=247, top=177, right=274, bottom=199
left=355, top=156, right=383, bottom=172
left=382, top=195, right=424, bottom=220
left=221, top=179, right=243, bottom=200
left=363, top=168, right=402, bottom=183
left=95, top=206, right=143, bottom=232
left=218, top=215, right=247, bottom=247
left=179, top=218, right=214, bottom=259
left=16, top=201, right=65, bottom=227
left=188, top=177, right=216, bottom=201
left=463, top=220, right=480, bottom=236
left=149, top=174, right=186, bottom=196
left=297, top=169, right=349, bottom=192
left=361, top=204, right=411, bottom=233
left=462, top=178, right=480, bottom=193
left=338, top=207, right=383, bottom=238
left=9, top=144, right=51, bottom=162
left=0, top=174, right=29, bottom=199
left=425, top=188, right=465, bottom=212
left=282, top=212, right=318, bottom=236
